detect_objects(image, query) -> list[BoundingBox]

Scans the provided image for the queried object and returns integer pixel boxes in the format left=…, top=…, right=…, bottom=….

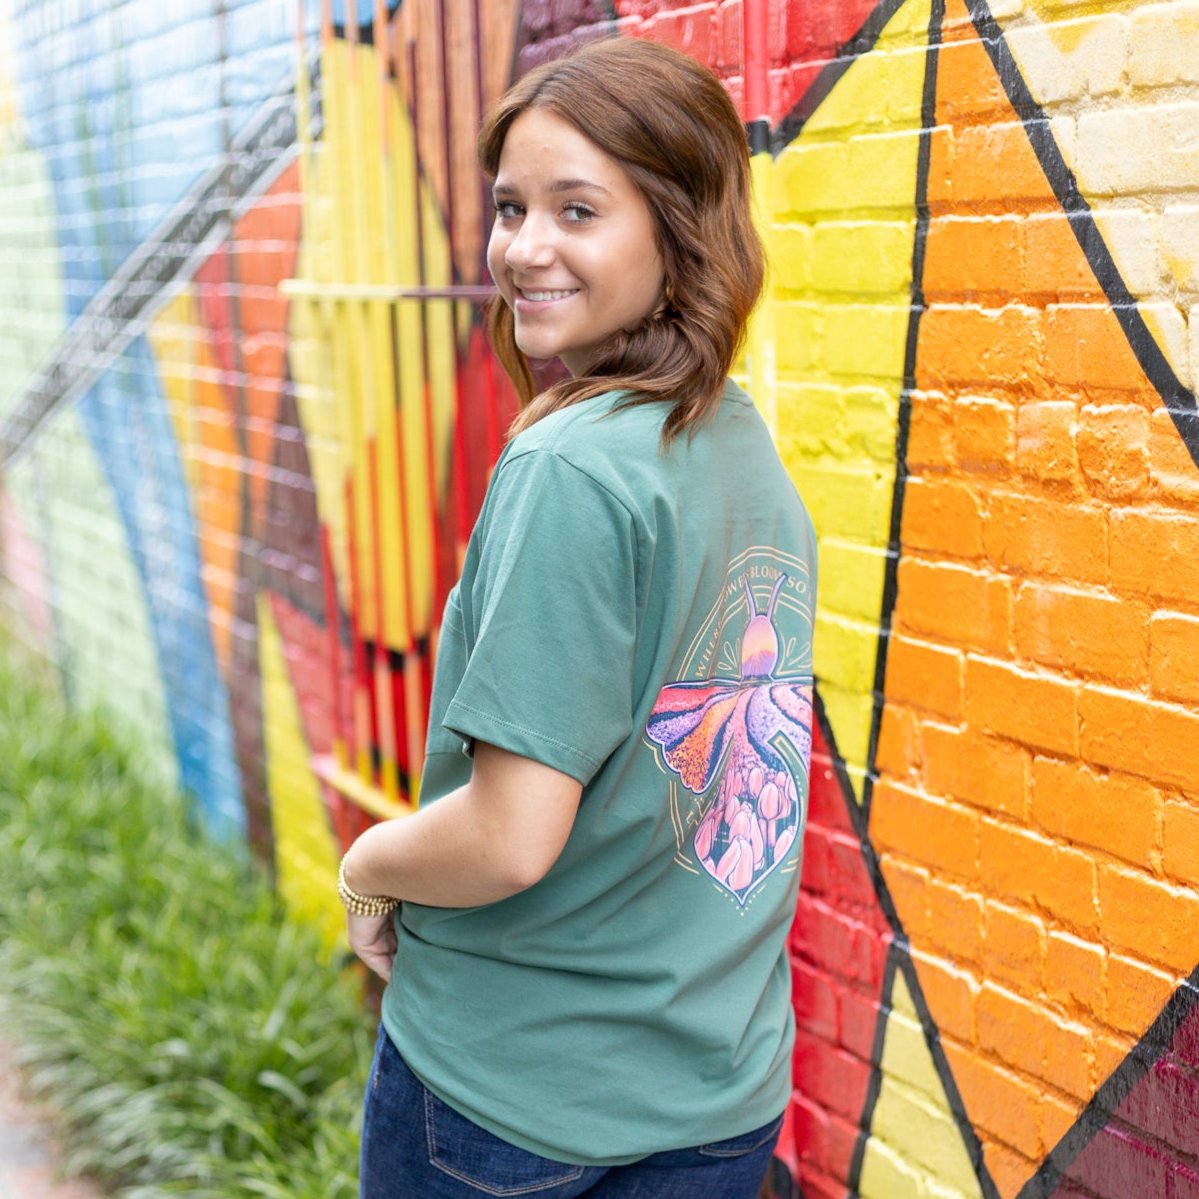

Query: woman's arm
left=342, top=741, right=583, bottom=909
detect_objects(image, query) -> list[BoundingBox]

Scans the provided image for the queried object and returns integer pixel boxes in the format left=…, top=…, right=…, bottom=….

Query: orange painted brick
left=980, top=1138, right=1039, bottom=1199
left=910, top=946, right=977, bottom=1044
left=874, top=703, right=919, bottom=779
left=1076, top=404, right=1150, bottom=500
left=935, top=39, right=1011, bottom=122
left=1015, top=582, right=1149, bottom=688
left=920, top=720, right=964, bottom=800
left=1150, top=613, right=1199, bottom=704
left=923, top=215, right=1026, bottom=302
left=1095, top=1030, right=1137, bottom=1091
left=883, top=855, right=929, bottom=943
left=978, top=818, right=1097, bottom=931
left=1148, top=406, right=1199, bottom=508
left=964, top=656, right=1079, bottom=755
left=944, top=1043, right=1042, bottom=1159
left=1045, top=304, right=1152, bottom=394
left=905, top=389, right=956, bottom=470
left=900, top=477, right=986, bottom=559
left=917, top=303, right=1043, bottom=389
left=1016, top=401, right=1081, bottom=492
left=872, top=779, right=980, bottom=881
left=952, top=395, right=1016, bottom=478
left=957, top=729, right=1029, bottom=817
left=983, top=900, right=1046, bottom=992
left=924, top=876, right=985, bottom=962
left=1044, top=931, right=1105, bottom=1018
left=1030, top=756, right=1159, bottom=870
left=1105, top=953, right=1178, bottom=1037
left=947, top=122, right=1054, bottom=210
left=1080, top=685, right=1199, bottom=792
left=884, top=635, right=964, bottom=721
left=983, top=492, right=1108, bottom=585
left=1042, top=1092, right=1084, bottom=1160
left=977, top=981, right=1093, bottom=1099
left=1098, top=864, right=1199, bottom=973
left=895, top=559, right=1012, bottom=655
left=1111, top=509, right=1199, bottom=603
left=1163, top=800, right=1199, bottom=889
left=1023, top=212, right=1104, bottom=299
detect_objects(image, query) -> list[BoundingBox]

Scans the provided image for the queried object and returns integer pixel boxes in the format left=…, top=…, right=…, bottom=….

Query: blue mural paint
left=77, top=340, right=245, bottom=839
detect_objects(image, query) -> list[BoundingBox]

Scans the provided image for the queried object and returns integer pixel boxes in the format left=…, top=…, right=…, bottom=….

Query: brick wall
left=2, top=2, right=1198, bottom=1197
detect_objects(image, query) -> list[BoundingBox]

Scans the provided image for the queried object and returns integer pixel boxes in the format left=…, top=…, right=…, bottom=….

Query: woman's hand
left=347, top=911, right=397, bottom=982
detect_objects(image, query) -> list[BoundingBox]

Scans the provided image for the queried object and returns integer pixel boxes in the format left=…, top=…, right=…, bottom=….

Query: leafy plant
left=0, top=654, right=372, bottom=1197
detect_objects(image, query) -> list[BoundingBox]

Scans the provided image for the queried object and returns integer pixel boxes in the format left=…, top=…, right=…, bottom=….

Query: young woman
left=339, top=35, right=817, bottom=1199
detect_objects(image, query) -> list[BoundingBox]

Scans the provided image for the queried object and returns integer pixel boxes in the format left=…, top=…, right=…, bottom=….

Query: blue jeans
left=360, top=1025, right=782, bottom=1198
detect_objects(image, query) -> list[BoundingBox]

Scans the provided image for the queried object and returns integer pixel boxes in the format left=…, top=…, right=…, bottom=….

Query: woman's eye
left=562, top=202, right=596, bottom=224
left=493, top=200, right=522, bottom=220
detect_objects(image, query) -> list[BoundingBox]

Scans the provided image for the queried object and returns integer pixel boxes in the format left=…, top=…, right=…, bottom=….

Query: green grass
left=0, top=653, right=373, bottom=1197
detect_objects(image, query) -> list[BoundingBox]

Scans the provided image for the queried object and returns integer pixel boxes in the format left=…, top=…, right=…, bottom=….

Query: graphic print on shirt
left=645, top=549, right=814, bottom=909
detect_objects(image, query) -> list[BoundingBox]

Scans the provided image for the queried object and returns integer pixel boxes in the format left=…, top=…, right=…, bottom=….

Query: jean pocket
left=423, top=1088, right=585, bottom=1196
left=697, top=1112, right=785, bottom=1159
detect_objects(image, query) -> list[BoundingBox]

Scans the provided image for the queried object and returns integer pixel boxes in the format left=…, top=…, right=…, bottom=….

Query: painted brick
left=637, top=3, right=716, bottom=65
left=944, top=1045, right=1042, bottom=1159
left=1098, top=864, right=1199, bottom=973
left=883, top=635, right=964, bottom=721
left=1105, top=953, right=1177, bottom=1037
left=1004, top=14, right=1128, bottom=104
left=964, top=656, right=1079, bottom=755
left=1162, top=800, right=1199, bottom=889
left=874, top=703, right=918, bottom=780
left=873, top=783, right=980, bottom=884
left=1023, top=212, right=1104, bottom=299
left=1150, top=613, right=1199, bottom=704
left=905, top=390, right=957, bottom=470
left=935, top=38, right=1010, bottom=121
left=944, top=121, right=1055, bottom=208
left=1066, top=1125, right=1174, bottom=1199
left=809, top=221, right=915, bottom=296
left=1030, top=756, right=1159, bottom=870
left=924, top=215, right=1026, bottom=300
left=1015, top=401, right=1081, bottom=492
left=901, top=477, right=986, bottom=559
left=894, top=559, right=1012, bottom=655
left=1014, top=582, right=1149, bottom=686
left=1076, top=402, right=1150, bottom=499
left=1107, top=508, right=1199, bottom=604
left=979, top=816, right=1098, bottom=931
left=982, top=901, right=1046, bottom=993
left=909, top=947, right=976, bottom=1044
left=1080, top=683, right=1199, bottom=791
left=983, top=492, right=1108, bottom=585
left=924, top=876, right=985, bottom=963
left=1044, top=931, right=1105, bottom=1019
left=1077, top=102, right=1199, bottom=192
left=1160, top=204, right=1199, bottom=291
left=918, top=304, right=1043, bottom=389
left=1045, top=303, right=1150, bottom=394
left=952, top=395, right=1017, bottom=478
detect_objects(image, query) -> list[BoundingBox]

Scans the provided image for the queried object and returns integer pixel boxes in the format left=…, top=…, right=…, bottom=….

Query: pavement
left=0, top=1039, right=106, bottom=1199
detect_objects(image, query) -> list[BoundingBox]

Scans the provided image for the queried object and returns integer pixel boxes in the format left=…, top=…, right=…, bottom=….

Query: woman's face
left=487, top=107, right=666, bottom=376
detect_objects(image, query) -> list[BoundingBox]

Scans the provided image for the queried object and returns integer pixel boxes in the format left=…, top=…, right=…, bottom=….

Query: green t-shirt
left=382, top=378, right=817, bottom=1166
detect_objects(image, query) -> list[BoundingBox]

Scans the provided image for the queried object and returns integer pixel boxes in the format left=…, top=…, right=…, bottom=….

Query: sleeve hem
left=443, top=699, right=602, bottom=785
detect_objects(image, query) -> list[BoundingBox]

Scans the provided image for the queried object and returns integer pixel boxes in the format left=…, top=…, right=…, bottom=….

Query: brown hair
left=478, top=37, right=765, bottom=445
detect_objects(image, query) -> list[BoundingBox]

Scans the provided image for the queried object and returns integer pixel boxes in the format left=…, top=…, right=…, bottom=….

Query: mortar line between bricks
left=964, top=0, right=1199, bottom=471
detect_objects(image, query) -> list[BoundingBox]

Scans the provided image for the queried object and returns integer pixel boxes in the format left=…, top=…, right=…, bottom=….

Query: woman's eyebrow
left=492, top=178, right=613, bottom=199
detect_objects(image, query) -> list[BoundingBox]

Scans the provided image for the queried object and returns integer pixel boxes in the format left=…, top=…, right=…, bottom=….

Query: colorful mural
left=2, top=1, right=1198, bottom=1196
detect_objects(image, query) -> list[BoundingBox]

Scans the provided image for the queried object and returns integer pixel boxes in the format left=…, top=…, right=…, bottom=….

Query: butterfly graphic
left=646, top=573, right=813, bottom=906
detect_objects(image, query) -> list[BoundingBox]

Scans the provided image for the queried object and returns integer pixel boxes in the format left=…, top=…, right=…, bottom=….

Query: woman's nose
left=505, top=214, right=554, bottom=270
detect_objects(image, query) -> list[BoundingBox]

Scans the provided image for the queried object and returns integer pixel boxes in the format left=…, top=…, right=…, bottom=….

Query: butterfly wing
left=645, top=678, right=744, bottom=795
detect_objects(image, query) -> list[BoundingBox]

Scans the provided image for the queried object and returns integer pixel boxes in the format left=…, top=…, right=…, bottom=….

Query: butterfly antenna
left=766, top=573, right=787, bottom=619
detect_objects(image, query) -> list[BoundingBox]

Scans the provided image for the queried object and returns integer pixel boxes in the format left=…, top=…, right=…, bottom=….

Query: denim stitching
left=423, top=1088, right=585, bottom=1195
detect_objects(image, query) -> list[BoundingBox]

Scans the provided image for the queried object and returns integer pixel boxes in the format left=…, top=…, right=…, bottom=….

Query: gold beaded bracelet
left=337, top=855, right=399, bottom=917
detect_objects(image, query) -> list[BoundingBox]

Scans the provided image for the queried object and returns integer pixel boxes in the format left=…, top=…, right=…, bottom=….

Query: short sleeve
left=442, top=449, right=638, bottom=785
